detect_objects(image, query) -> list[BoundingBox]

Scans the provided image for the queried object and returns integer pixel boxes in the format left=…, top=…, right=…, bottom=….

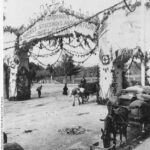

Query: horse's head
left=101, top=128, right=111, bottom=148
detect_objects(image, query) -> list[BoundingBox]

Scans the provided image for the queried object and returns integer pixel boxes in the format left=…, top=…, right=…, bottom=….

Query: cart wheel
left=84, top=95, right=89, bottom=102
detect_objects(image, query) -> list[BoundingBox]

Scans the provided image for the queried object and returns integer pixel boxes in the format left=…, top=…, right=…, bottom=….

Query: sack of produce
left=129, top=100, right=147, bottom=109
left=137, top=93, right=150, bottom=102
left=125, top=86, right=144, bottom=93
left=129, top=100, right=150, bottom=120
left=143, top=86, right=150, bottom=94
left=129, top=107, right=141, bottom=120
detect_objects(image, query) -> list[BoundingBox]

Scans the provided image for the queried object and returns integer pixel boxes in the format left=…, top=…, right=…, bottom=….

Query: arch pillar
left=16, top=46, right=31, bottom=100
left=7, top=54, right=19, bottom=101
left=97, top=36, right=125, bottom=103
left=7, top=37, right=31, bottom=101
left=98, top=54, right=125, bottom=103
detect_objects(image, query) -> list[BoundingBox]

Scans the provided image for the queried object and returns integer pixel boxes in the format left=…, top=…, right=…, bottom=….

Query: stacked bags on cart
left=128, top=86, right=150, bottom=121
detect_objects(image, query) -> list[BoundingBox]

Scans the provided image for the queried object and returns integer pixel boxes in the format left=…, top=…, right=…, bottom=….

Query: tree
left=35, top=70, right=49, bottom=82
left=29, top=62, right=37, bottom=83
left=53, top=64, right=64, bottom=77
left=46, top=64, right=54, bottom=82
left=29, top=62, right=46, bottom=83
left=60, top=54, right=81, bottom=82
left=80, top=66, right=98, bottom=77
left=67, top=64, right=81, bottom=80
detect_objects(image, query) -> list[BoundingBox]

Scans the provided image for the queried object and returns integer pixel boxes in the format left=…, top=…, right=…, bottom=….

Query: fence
left=54, top=76, right=98, bottom=84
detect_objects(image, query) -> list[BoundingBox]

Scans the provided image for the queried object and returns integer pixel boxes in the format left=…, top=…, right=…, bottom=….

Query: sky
left=3, top=0, right=121, bottom=67
left=4, top=0, right=119, bottom=27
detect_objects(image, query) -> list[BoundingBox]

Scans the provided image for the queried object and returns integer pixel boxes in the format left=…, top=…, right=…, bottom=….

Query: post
left=141, top=0, right=146, bottom=86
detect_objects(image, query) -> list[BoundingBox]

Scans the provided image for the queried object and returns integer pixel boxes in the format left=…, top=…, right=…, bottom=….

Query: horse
left=69, top=87, right=85, bottom=106
left=101, top=104, right=129, bottom=148
left=112, top=106, right=129, bottom=144
left=101, top=114, right=117, bottom=148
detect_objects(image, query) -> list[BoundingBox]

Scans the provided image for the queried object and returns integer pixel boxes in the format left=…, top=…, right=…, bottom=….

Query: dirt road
left=4, top=83, right=107, bottom=150
left=4, top=83, right=149, bottom=150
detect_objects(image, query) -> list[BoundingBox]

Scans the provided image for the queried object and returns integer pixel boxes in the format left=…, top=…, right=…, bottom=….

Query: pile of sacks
left=129, top=86, right=150, bottom=120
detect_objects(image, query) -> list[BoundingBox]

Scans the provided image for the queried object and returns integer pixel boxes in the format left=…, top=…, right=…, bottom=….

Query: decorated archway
left=4, top=3, right=99, bottom=100
left=3, top=1, right=150, bottom=102
left=98, top=0, right=150, bottom=102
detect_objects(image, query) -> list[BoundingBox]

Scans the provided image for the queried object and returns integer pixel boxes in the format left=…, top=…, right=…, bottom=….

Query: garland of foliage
left=4, top=1, right=150, bottom=101
left=21, top=18, right=99, bottom=66
left=20, top=2, right=139, bottom=51
left=16, top=67, right=31, bottom=100
left=73, top=53, right=93, bottom=64
left=30, top=49, right=63, bottom=66
left=3, top=26, right=22, bottom=36
left=4, top=0, right=143, bottom=49
left=17, top=1, right=124, bottom=50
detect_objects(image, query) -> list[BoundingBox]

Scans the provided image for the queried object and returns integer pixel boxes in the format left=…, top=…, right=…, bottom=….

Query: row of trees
left=29, top=54, right=98, bottom=83
left=47, top=54, right=81, bottom=81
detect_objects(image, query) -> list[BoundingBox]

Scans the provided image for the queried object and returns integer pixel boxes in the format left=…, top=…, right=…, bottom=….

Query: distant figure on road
left=36, top=85, right=42, bottom=98
left=80, top=76, right=87, bottom=88
left=63, top=83, right=68, bottom=95
left=3, top=132, right=7, bottom=143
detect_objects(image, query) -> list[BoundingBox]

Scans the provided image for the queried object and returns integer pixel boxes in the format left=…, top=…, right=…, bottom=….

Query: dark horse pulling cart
left=101, top=86, right=150, bottom=149
left=79, top=82, right=99, bottom=103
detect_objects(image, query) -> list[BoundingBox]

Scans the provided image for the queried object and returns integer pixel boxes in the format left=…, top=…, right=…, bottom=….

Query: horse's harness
left=106, top=108, right=128, bottom=133
left=113, top=107, right=129, bottom=127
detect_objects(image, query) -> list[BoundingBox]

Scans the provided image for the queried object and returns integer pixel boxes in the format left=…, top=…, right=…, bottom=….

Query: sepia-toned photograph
left=2, top=0, right=150, bottom=149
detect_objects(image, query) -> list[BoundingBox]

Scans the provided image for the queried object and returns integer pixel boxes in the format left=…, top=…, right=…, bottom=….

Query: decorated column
left=97, top=1, right=149, bottom=102
left=145, top=1, right=150, bottom=85
left=146, top=64, right=150, bottom=85
left=146, top=54, right=150, bottom=85
left=16, top=42, right=31, bottom=100
left=4, top=32, right=19, bottom=100
left=111, top=64, right=123, bottom=95
left=98, top=42, right=113, bottom=103
left=4, top=32, right=31, bottom=100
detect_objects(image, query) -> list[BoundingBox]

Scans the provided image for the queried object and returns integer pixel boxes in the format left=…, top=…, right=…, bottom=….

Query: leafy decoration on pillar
left=122, top=69, right=129, bottom=89
left=111, top=69, right=117, bottom=95
left=16, top=67, right=31, bottom=100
